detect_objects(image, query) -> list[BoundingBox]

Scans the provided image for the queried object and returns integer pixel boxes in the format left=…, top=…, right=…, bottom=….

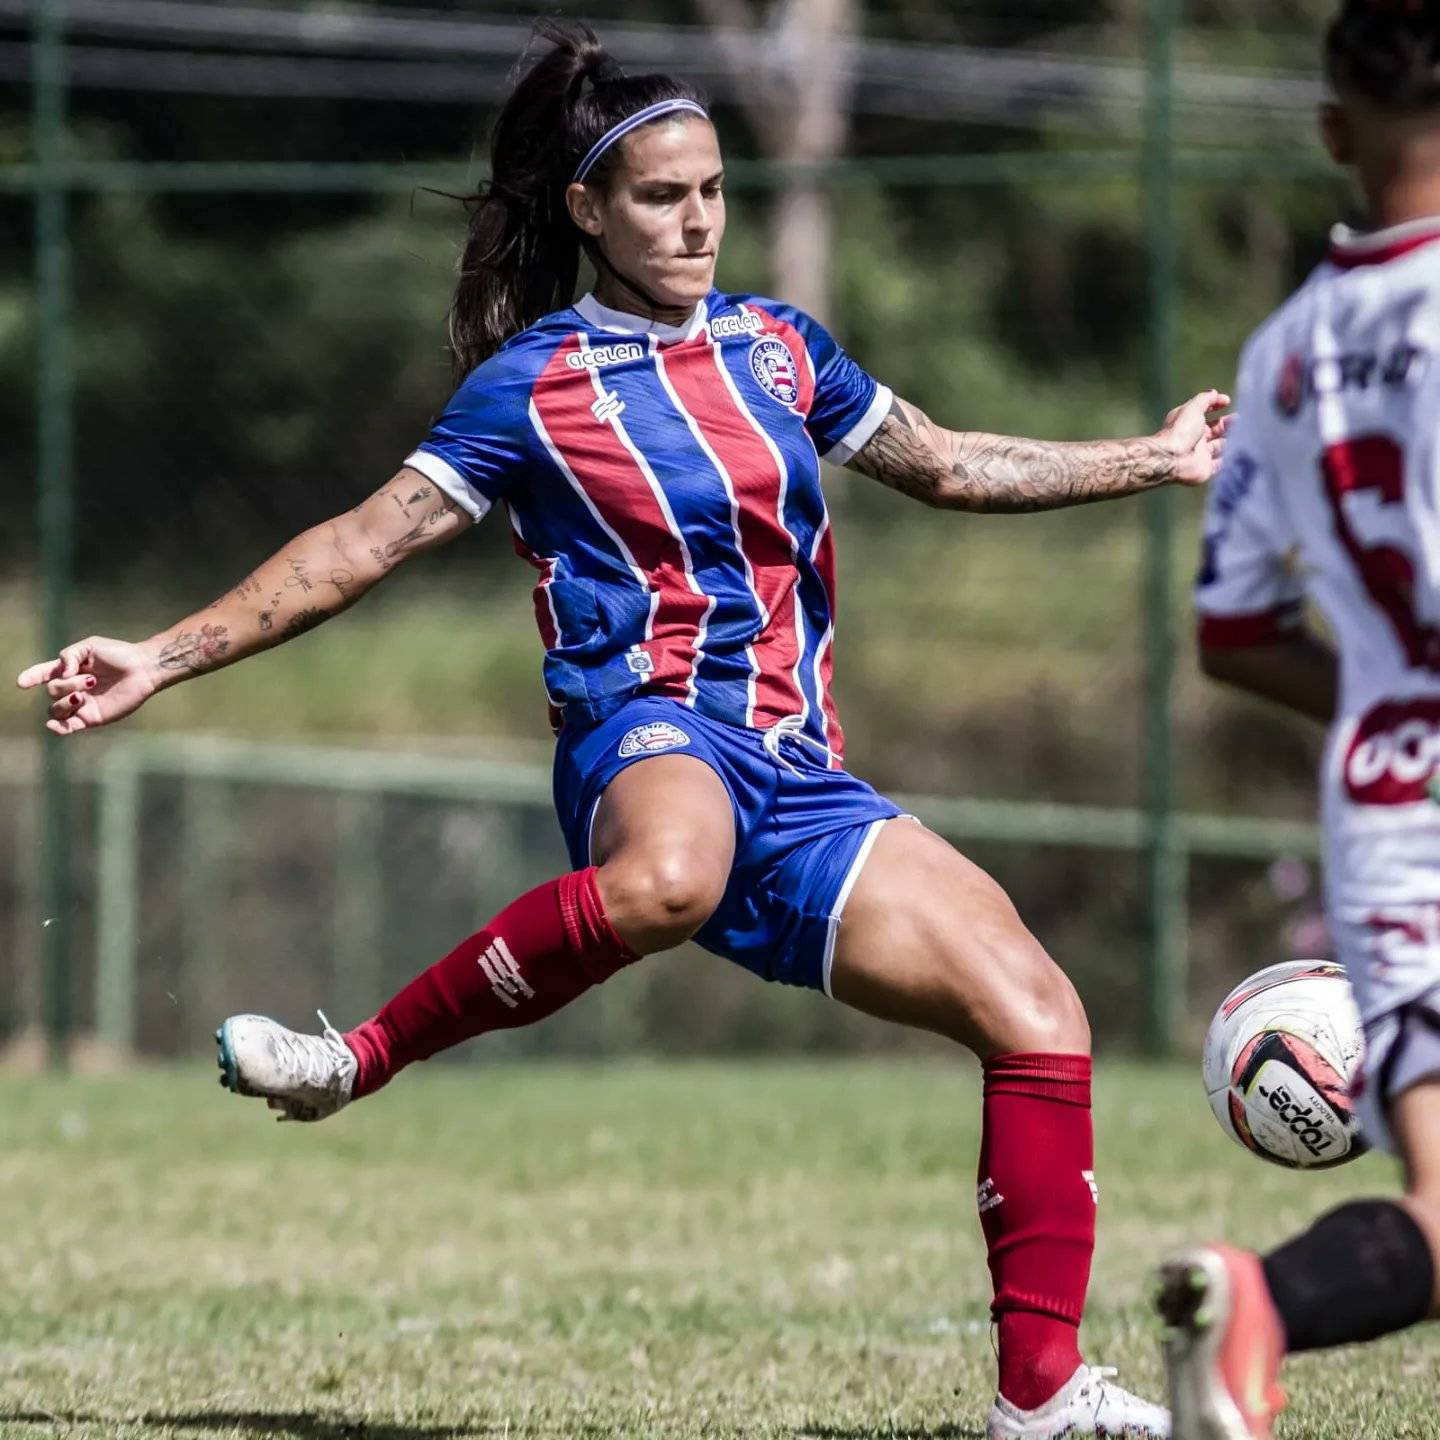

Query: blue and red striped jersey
left=404, top=289, right=892, bottom=762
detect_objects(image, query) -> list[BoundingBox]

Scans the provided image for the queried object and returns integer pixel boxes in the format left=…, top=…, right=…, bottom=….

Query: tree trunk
left=691, top=0, right=856, bottom=322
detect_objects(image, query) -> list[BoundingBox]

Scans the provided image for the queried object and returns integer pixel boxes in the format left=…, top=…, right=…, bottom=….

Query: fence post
left=1142, top=0, right=1186, bottom=1055
left=94, top=747, right=142, bottom=1054
left=33, top=0, right=75, bottom=1067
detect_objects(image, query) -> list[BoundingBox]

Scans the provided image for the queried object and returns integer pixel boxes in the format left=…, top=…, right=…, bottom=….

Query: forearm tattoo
left=157, top=623, right=231, bottom=675
left=850, top=398, right=1177, bottom=513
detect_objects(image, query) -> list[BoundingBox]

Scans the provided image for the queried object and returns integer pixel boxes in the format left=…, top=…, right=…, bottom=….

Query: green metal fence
left=17, top=0, right=1340, bottom=1060
left=83, top=734, right=1320, bottom=1059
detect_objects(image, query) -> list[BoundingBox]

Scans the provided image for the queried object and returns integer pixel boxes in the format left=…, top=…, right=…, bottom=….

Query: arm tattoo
left=850, top=397, right=1178, bottom=514
left=158, top=623, right=230, bottom=674
left=281, top=607, right=330, bottom=641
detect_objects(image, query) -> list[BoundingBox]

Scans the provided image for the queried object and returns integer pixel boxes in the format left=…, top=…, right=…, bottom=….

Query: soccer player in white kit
left=1158, top=2, right=1440, bottom=1435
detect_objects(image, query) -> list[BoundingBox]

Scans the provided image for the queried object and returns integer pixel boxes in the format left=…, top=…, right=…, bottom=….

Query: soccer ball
left=1202, top=960, right=1368, bottom=1169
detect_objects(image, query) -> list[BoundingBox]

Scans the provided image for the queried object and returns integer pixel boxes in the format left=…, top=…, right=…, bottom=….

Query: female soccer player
left=1163, top=1, right=1440, bottom=1434
left=19, top=23, right=1228, bottom=1437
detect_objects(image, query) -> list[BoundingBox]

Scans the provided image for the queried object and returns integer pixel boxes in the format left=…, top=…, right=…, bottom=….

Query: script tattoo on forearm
left=158, top=623, right=231, bottom=674
left=850, top=398, right=1177, bottom=513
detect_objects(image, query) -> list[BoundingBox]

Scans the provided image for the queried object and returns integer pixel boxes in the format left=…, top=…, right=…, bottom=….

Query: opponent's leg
left=1158, top=1079, right=1440, bottom=1440
left=830, top=820, right=1160, bottom=1437
left=219, top=754, right=732, bottom=1119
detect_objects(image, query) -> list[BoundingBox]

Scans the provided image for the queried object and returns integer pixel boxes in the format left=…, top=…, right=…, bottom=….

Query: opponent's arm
left=848, top=390, right=1232, bottom=513
left=1199, top=632, right=1338, bottom=725
left=17, top=467, right=472, bottom=736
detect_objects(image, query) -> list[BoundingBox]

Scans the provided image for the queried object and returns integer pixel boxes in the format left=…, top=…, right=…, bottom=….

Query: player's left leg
left=828, top=817, right=1165, bottom=1438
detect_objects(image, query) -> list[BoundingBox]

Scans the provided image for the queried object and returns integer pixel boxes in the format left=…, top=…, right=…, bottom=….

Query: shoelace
left=1076, top=1367, right=1157, bottom=1422
left=761, top=713, right=831, bottom=775
left=271, top=1009, right=352, bottom=1092
left=269, top=1011, right=354, bottom=1124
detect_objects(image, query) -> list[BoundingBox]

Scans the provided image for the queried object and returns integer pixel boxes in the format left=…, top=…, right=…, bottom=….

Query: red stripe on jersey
left=745, top=306, right=816, bottom=416
left=811, top=520, right=845, bottom=762
left=662, top=335, right=805, bottom=723
left=1329, top=229, right=1440, bottom=270
left=1196, top=602, right=1303, bottom=649
left=531, top=335, right=707, bottom=699
left=509, top=531, right=560, bottom=652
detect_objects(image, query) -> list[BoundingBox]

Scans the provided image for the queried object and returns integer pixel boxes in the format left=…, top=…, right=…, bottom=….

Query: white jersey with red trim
left=1195, top=216, right=1440, bottom=922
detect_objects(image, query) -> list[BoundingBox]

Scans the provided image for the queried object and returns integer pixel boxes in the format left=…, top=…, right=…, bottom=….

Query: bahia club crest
left=749, top=337, right=800, bottom=407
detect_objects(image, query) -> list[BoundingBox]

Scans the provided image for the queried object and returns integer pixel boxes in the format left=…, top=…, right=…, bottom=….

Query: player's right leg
left=218, top=748, right=734, bottom=1121
left=1158, top=1033, right=1440, bottom=1439
left=828, top=821, right=1170, bottom=1438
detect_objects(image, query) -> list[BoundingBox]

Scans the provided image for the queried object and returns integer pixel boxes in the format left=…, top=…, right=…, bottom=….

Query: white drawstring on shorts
left=761, top=713, right=831, bottom=775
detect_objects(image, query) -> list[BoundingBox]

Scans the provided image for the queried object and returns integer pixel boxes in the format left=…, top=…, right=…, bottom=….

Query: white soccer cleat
left=216, top=1010, right=357, bottom=1123
left=987, top=1365, right=1171, bottom=1440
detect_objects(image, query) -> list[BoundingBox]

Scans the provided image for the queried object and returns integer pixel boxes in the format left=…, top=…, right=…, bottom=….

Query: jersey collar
left=574, top=291, right=710, bottom=343
left=1328, top=215, right=1440, bottom=269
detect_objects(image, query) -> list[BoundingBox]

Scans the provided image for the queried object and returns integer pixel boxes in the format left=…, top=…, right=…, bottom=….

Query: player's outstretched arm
left=848, top=390, right=1232, bottom=513
left=1199, top=633, right=1338, bottom=724
left=16, top=468, right=472, bottom=737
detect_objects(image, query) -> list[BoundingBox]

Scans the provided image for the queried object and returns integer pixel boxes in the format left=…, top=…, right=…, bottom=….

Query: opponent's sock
left=978, top=1052, right=1096, bottom=1411
left=343, top=867, right=638, bottom=1097
left=1261, top=1198, right=1435, bottom=1351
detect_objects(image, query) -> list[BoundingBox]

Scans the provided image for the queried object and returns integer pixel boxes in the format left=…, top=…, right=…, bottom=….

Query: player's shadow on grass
left=2, top=1412, right=492, bottom=1439
left=798, top=1425, right=984, bottom=1439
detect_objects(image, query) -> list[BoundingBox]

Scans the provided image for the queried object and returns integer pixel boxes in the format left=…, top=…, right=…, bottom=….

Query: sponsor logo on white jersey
left=749, top=337, right=800, bottom=407
left=618, top=720, right=691, bottom=759
left=1274, top=341, right=1428, bottom=419
left=976, top=1177, right=1004, bottom=1214
left=477, top=936, right=535, bottom=1010
left=708, top=311, right=764, bottom=341
left=1344, top=697, right=1440, bottom=806
left=567, top=342, right=645, bottom=371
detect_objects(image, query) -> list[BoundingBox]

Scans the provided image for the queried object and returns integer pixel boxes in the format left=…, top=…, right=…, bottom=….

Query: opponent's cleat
left=216, top=1010, right=357, bottom=1123
left=1157, top=1245, right=1286, bottom=1440
left=986, top=1364, right=1171, bottom=1439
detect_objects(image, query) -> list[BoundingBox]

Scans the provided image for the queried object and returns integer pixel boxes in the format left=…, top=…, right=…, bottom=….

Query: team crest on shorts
left=749, top=337, right=800, bottom=407
left=618, top=721, right=692, bottom=759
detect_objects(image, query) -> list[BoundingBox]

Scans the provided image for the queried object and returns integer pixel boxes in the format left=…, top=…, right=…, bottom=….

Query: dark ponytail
left=447, top=21, right=707, bottom=380
left=1327, top=0, right=1440, bottom=111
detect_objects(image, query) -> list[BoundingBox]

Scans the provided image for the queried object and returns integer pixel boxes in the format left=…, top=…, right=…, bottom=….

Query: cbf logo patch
left=749, top=337, right=800, bottom=407
left=618, top=721, right=691, bottom=759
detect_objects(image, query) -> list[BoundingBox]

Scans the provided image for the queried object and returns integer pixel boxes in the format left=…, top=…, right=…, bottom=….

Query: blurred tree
left=688, top=0, right=857, bottom=321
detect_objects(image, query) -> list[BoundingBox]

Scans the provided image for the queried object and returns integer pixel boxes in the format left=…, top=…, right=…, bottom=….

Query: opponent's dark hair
left=1327, top=0, right=1440, bottom=112
left=447, top=21, right=707, bottom=379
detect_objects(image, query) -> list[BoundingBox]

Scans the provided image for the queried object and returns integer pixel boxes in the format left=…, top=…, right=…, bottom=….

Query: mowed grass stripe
left=1, top=1060, right=1437, bottom=1438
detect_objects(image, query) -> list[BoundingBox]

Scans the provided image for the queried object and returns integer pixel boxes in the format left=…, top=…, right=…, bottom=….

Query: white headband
left=572, top=98, right=711, bottom=183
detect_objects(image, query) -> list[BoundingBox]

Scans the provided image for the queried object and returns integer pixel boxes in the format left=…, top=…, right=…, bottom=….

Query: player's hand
left=16, top=636, right=160, bottom=737
left=1156, top=390, right=1233, bottom=487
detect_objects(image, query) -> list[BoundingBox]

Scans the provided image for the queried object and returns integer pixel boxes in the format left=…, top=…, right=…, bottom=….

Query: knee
left=596, top=849, right=725, bottom=953
left=996, top=953, right=1091, bottom=1057
left=941, top=932, right=1091, bottom=1058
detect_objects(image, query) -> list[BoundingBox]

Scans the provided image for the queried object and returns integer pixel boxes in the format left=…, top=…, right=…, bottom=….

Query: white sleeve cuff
left=821, top=384, right=894, bottom=466
left=402, top=449, right=493, bottom=523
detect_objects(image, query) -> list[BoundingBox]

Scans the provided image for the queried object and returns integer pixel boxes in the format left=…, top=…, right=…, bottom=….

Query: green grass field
left=2, top=1060, right=1437, bottom=1439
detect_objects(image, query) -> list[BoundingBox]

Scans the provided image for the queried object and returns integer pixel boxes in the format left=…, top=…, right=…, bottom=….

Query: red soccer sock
left=343, top=866, right=638, bottom=1097
left=978, top=1052, right=1096, bottom=1411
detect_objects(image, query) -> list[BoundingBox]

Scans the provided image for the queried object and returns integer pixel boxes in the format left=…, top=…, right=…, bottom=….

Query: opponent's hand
left=16, top=636, right=160, bottom=736
left=1156, top=390, right=1233, bottom=487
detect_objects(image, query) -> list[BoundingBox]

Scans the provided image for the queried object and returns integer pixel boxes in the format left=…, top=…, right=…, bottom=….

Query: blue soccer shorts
left=552, top=697, right=902, bottom=994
